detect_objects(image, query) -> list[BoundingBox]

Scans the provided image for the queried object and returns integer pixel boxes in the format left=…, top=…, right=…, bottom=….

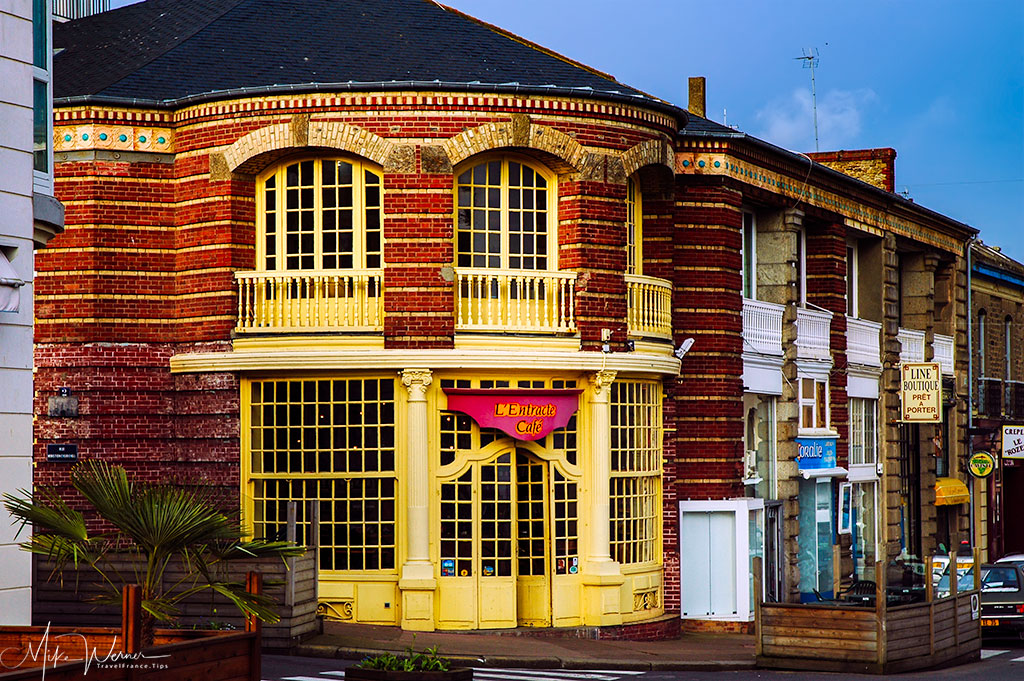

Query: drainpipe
left=966, top=237, right=977, bottom=550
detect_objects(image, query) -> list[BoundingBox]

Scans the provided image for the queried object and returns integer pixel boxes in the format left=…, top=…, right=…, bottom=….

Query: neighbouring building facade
left=969, top=242, right=1024, bottom=559
left=0, top=0, right=63, bottom=624
left=37, top=0, right=978, bottom=634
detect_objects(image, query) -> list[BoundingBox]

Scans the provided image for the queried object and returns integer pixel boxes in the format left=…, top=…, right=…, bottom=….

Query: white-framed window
left=32, top=0, right=54, bottom=193
left=852, top=481, right=878, bottom=580
left=743, top=394, right=776, bottom=499
left=257, top=158, right=384, bottom=272
left=455, top=155, right=556, bottom=271
left=849, top=398, right=878, bottom=466
left=846, top=241, right=858, bottom=317
left=742, top=211, right=756, bottom=299
left=626, top=177, right=642, bottom=276
left=799, top=376, right=829, bottom=431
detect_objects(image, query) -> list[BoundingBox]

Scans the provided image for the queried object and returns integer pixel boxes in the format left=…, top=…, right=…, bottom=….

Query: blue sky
left=109, top=0, right=1024, bottom=260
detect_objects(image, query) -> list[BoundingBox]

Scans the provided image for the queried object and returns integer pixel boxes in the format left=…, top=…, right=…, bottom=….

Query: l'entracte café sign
left=444, top=388, right=582, bottom=440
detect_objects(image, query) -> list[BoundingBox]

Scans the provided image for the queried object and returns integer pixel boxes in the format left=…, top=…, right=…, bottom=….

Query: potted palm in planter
left=3, top=459, right=305, bottom=646
left=346, top=646, right=473, bottom=680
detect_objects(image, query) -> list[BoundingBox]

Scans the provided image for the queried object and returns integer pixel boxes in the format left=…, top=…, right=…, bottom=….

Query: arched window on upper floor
left=626, top=177, right=642, bottom=276
left=455, top=155, right=556, bottom=271
left=258, top=158, right=383, bottom=272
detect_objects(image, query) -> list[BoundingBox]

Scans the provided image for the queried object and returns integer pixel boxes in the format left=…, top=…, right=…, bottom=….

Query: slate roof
left=53, top=0, right=678, bottom=118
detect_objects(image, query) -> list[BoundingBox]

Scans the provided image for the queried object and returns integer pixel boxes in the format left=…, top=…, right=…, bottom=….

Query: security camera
left=675, top=338, right=695, bottom=360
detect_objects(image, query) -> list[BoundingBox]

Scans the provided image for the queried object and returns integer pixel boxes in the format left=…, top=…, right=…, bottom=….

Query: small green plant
left=357, top=645, right=451, bottom=672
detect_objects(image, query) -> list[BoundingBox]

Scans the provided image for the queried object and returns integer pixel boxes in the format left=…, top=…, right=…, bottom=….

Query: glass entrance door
left=516, top=452, right=550, bottom=626
left=437, top=447, right=551, bottom=628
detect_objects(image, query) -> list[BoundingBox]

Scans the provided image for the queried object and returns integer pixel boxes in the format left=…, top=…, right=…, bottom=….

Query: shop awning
left=800, top=466, right=848, bottom=480
left=0, top=250, right=23, bottom=313
left=934, top=477, right=970, bottom=506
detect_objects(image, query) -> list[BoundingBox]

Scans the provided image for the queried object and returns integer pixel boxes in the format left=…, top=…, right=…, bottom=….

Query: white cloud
left=755, top=87, right=877, bottom=152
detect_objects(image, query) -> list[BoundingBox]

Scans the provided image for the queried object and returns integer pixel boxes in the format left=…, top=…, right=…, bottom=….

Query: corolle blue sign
left=795, top=437, right=837, bottom=471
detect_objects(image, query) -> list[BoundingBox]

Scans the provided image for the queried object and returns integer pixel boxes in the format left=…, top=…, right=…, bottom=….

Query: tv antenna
left=795, top=48, right=820, bottom=151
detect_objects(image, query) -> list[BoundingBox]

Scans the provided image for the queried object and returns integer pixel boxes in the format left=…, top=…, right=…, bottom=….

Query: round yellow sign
left=968, top=451, right=996, bottom=479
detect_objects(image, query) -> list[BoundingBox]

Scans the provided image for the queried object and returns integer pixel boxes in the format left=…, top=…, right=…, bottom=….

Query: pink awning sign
left=443, top=388, right=583, bottom=441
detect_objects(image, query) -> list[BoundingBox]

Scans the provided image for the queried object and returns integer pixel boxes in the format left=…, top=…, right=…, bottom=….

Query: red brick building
left=37, top=0, right=977, bottom=633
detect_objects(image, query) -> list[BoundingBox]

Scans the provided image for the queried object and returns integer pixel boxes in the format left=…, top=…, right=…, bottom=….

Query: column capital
left=401, top=369, right=433, bottom=399
left=782, top=208, right=805, bottom=232
left=589, top=369, right=618, bottom=400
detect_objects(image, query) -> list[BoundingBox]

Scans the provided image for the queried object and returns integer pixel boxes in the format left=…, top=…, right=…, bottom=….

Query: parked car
left=934, top=556, right=977, bottom=598
left=979, top=562, right=1024, bottom=639
left=995, top=553, right=1024, bottom=564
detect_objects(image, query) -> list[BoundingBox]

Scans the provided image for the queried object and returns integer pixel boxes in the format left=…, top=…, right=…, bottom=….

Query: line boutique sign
left=900, top=362, right=942, bottom=422
left=443, top=388, right=582, bottom=440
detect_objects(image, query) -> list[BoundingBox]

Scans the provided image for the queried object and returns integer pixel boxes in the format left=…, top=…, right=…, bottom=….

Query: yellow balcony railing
left=235, top=270, right=383, bottom=332
left=626, top=274, right=673, bottom=339
left=455, top=268, right=576, bottom=333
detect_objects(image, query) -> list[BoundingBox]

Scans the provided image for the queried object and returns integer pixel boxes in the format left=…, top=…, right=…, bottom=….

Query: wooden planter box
left=0, top=575, right=268, bottom=680
left=344, top=669, right=473, bottom=681
left=33, top=552, right=318, bottom=651
left=0, top=628, right=259, bottom=681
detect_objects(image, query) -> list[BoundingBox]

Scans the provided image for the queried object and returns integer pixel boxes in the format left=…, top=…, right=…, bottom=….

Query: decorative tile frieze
left=55, top=124, right=174, bottom=153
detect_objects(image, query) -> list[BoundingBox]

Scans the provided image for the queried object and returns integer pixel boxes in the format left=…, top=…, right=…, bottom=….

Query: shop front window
left=610, top=380, right=663, bottom=566
left=797, top=478, right=834, bottom=600
left=246, top=377, right=397, bottom=572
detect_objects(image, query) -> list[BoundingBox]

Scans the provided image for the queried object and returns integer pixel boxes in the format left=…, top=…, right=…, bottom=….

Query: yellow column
left=399, top=368, right=436, bottom=630
left=582, top=369, right=624, bottom=625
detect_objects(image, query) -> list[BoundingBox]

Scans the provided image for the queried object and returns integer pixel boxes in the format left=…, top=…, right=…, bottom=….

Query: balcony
left=897, top=327, right=926, bottom=364
left=795, top=307, right=833, bottom=361
left=742, top=298, right=784, bottom=356
left=846, top=317, right=882, bottom=367
left=455, top=268, right=576, bottom=334
left=626, top=274, right=673, bottom=339
left=235, top=270, right=383, bottom=332
left=933, top=333, right=954, bottom=375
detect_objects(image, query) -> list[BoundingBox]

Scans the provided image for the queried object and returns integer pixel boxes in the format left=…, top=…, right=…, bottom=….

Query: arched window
left=626, top=177, right=642, bottom=275
left=258, top=158, right=383, bottom=271
left=455, top=156, right=554, bottom=270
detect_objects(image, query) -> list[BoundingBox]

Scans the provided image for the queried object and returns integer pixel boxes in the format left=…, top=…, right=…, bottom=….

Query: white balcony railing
left=455, top=268, right=576, bottom=333
left=795, top=307, right=833, bottom=361
left=235, top=270, right=383, bottom=332
left=741, top=298, right=785, bottom=356
left=626, top=274, right=673, bottom=339
left=846, top=317, right=882, bottom=367
left=898, top=327, right=926, bottom=364
left=933, top=333, right=954, bottom=375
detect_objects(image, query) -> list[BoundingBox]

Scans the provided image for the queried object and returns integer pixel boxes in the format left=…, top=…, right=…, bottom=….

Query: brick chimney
left=807, top=148, right=898, bottom=193
left=688, top=77, right=706, bottom=119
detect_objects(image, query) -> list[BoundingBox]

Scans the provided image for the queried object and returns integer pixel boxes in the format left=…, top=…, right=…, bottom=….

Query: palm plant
left=3, top=460, right=305, bottom=644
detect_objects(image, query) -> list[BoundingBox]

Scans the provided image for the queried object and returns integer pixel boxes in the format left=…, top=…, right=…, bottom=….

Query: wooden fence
left=754, top=558, right=982, bottom=674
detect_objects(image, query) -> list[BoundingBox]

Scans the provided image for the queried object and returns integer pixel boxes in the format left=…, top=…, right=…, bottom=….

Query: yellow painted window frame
left=626, top=176, right=642, bottom=276
left=609, top=379, right=663, bottom=568
left=241, top=375, right=401, bottom=575
left=453, top=153, right=559, bottom=271
left=256, top=157, right=384, bottom=272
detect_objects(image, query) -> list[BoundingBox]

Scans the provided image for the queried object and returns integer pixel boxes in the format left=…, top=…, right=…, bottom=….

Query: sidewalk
left=294, top=621, right=757, bottom=672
